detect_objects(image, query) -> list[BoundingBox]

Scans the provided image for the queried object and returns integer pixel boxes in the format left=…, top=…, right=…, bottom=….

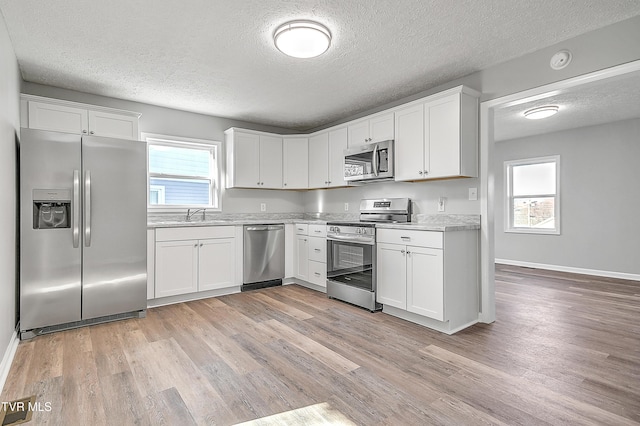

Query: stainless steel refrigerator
left=20, top=128, right=147, bottom=339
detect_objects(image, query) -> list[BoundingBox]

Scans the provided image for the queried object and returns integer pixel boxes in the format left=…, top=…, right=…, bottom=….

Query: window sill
left=504, top=228, right=560, bottom=235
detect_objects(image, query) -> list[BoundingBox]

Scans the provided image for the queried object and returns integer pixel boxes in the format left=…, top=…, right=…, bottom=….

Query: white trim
left=0, top=330, right=19, bottom=394
left=143, top=132, right=223, bottom=212
left=504, top=155, right=560, bottom=235
left=495, top=258, right=640, bottom=282
left=21, top=93, right=141, bottom=117
left=480, top=59, right=640, bottom=325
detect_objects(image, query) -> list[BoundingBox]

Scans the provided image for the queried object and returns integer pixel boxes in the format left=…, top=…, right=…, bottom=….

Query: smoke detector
left=550, top=50, right=572, bottom=70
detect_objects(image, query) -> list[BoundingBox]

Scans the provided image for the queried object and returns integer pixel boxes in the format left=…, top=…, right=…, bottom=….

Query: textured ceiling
left=494, top=70, right=640, bottom=141
left=1, top=1, right=640, bottom=131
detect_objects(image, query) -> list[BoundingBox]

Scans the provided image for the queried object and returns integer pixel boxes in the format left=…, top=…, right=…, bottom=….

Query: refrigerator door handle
left=84, top=170, right=92, bottom=247
left=73, top=170, right=80, bottom=248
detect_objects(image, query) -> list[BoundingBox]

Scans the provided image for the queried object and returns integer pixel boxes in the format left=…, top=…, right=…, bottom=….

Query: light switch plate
left=469, top=188, right=478, bottom=201
left=260, top=203, right=266, bottom=212
left=344, top=203, right=349, bottom=211
left=438, top=197, right=446, bottom=212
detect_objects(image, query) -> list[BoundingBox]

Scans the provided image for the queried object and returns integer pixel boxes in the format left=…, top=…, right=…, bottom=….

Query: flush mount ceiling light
left=523, top=105, right=560, bottom=120
left=274, top=20, right=331, bottom=58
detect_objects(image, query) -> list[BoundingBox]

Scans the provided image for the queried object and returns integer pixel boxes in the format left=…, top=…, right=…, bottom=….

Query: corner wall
left=0, top=10, right=21, bottom=390
left=494, top=119, right=640, bottom=277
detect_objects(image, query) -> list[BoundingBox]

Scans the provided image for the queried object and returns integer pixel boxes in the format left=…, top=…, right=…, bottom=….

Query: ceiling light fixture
left=274, top=20, right=331, bottom=59
left=523, top=105, right=559, bottom=120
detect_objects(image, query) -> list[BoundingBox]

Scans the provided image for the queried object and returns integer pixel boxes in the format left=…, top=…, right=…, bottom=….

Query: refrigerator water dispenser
left=32, top=189, right=71, bottom=229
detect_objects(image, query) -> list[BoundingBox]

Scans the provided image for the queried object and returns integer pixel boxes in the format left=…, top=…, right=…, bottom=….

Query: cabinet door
left=394, top=103, right=425, bottom=181
left=426, top=94, right=460, bottom=178
left=88, top=110, right=139, bottom=140
left=28, top=101, right=88, bottom=134
left=259, top=134, right=283, bottom=188
left=198, top=238, right=236, bottom=291
left=155, top=240, right=198, bottom=298
left=308, top=260, right=327, bottom=288
left=232, top=131, right=260, bottom=188
left=328, top=127, right=347, bottom=187
left=295, top=235, right=309, bottom=281
left=376, top=243, right=407, bottom=309
left=283, top=137, right=308, bottom=189
left=369, top=112, right=394, bottom=143
left=308, top=236, right=326, bottom=263
left=407, top=246, right=444, bottom=321
left=347, top=120, right=369, bottom=147
left=308, top=132, right=329, bottom=188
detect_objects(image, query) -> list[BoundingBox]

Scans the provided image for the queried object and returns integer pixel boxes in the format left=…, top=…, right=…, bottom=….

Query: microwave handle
left=372, top=144, right=379, bottom=177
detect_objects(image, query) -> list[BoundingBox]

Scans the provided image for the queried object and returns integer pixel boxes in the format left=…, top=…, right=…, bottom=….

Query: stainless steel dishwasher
left=242, top=224, right=285, bottom=291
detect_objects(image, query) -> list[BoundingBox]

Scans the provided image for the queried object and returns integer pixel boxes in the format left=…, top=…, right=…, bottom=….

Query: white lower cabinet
left=294, top=234, right=309, bottom=281
left=293, top=223, right=327, bottom=289
left=376, top=228, right=478, bottom=334
left=154, top=226, right=237, bottom=299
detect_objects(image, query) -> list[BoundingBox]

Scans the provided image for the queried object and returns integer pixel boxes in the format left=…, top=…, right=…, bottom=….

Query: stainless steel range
left=326, top=198, right=411, bottom=311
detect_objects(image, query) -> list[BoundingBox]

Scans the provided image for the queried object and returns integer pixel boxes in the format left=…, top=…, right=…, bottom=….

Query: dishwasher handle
left=245, top=224, right=284, bottom=232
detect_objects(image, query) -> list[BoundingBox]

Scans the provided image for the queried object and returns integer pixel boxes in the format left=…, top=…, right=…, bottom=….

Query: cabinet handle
left=194, top=244, right=198, bottom=247
left=200, top=243, right=203, bottom=247
left=424, top=170, right=429, bottom=175
left=314, top=272, right=321, bottom=276
left=284, top=183, right=287, bottom=186
left=328, top=181, right=331, bottom=184
left=401, top=236, right=410, bottom=240
left=418, top=170, right=423, bottom=175
left=401, top=249, right=405, bottom=254
left=82, top=130, right=87, bottom=134
left=89, top=130, right=95, bottom=135
left=314, top=230, right=321, bottom=233
left=314, top=248, right=321, bottom=252
left=407, top=251, right=411, bottom=255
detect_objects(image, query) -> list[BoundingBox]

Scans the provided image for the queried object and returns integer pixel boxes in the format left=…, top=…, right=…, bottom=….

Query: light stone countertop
left=148, top=213, right=480, bottom=231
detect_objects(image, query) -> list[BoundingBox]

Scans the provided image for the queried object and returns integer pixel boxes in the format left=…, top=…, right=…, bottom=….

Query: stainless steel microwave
left=343, top=140, right=394, bottom=183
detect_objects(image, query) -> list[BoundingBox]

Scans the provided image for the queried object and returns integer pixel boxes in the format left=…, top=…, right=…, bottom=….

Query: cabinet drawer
left=308, top=236, right=326, bottom=263
left=376, top=228, right=443, bottom=249
left=295, top=223, right=308, bottom=235
left=308, top=224, right=327, bottom=237
left=156, top=226, right=235, bottom=242
left=308, top=260, right=327, bottom=287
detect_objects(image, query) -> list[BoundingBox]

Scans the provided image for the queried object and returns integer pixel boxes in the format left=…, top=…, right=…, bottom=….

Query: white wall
left=0, top=11, right=20, bottom=378
left=494, top=119, right=640, bottom=276
left=303, top=179, right=480, bottom=215
left=21, top=82, right=305, bottom=214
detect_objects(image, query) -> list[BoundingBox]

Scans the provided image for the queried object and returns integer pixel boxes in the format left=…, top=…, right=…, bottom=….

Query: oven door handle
left=328, top=235, right=375, bottom=245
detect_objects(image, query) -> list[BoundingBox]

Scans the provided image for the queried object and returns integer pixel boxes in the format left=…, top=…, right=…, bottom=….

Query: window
left=504, top=156, right=560, bottom=234
left=143, top=133, right=221, bottom=210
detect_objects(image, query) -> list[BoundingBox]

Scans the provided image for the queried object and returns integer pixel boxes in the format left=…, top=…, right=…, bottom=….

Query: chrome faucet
left=186, top=208, right=206, bottom=222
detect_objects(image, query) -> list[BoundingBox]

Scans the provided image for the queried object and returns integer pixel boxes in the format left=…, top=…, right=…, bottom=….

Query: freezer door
left=20, top=129, right=82, bottom=330
left=81, top=135, right=147, bottom=319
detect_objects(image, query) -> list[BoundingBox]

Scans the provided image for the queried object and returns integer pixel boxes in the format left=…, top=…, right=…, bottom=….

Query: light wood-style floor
left=2, top=265, right=639, bottom=425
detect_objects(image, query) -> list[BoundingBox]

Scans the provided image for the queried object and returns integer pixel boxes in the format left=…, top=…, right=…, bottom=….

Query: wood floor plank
left=3, top=267, right=640, bottom=425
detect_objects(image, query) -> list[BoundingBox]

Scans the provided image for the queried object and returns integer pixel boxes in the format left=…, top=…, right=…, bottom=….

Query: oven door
left=327, top=238, right=375, bottom=291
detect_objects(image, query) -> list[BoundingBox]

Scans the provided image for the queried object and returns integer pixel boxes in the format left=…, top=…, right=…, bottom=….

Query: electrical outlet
left=344, top=203, right=349, bottom=211
left=260, top=203, right=266, bottom=212
left=469, top=188, right=478, bottom=201
left=438, top=197, right=446, bottom=212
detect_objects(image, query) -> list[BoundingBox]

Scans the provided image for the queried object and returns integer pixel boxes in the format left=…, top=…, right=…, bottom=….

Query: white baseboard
left=495, top=259, right=640, bottom=282
left=0, top=330, right=19, bottom=395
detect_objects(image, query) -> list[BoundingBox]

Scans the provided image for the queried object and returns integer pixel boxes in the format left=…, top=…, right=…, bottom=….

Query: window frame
left=142, top=132, right=222, bottom=212
left=504, top=155, right=560, bottom=235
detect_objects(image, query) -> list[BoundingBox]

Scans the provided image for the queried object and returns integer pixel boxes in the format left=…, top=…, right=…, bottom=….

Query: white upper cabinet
left=225, top=129, right=283, bottom=189
left=24, top=96, right=140, bottom=140
left=347, top=112, right=394, bottom=147
left=394, top=86, right=479, bottom=181
left=308, top=127, right=347, bottom=189
left=308, top=131, right=329, bottom=188
left=328, top=127, right=348, bottom=187
left=283, top=137, right=309, bottom=189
